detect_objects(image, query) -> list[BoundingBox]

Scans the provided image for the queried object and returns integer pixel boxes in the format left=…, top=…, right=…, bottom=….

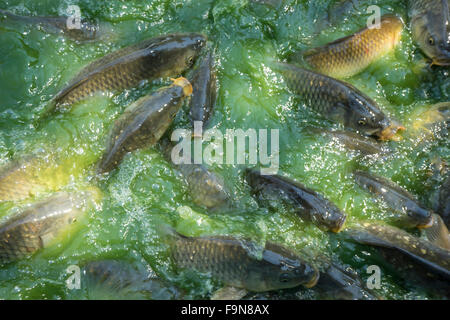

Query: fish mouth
left=416, top=215, right=434, bottom=229
left=171, top=77, right=193, bottom=96
left=375, top=121, right=406, bottom=141
left=330, top=215, right=347, bottom=233
left=303, top=272, right=320, bottom=288
left=431, top=59, right=450, bottom=67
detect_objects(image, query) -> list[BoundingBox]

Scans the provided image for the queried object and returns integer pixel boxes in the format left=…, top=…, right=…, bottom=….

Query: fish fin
left=424, top=214, right=450, bottom=250
left=211, top=286, right=248, bottom=300
left=39, top=232, right=55, bottom=248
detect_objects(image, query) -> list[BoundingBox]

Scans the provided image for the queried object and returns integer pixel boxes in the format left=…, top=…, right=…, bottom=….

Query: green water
left=0, top=0, right=448, bottom=299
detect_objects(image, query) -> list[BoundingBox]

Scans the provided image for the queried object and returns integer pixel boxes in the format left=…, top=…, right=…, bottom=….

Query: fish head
left=245, top=243, right=319, bottom=291
left=411, top=12, right=450, bottom=66
left=347, top=94, right=405, bottom=140
left=313, top=206, right=347, bottom=233
left=405, top=204, right=434, bottom=229
left=162, top=33, right=207, bottom=74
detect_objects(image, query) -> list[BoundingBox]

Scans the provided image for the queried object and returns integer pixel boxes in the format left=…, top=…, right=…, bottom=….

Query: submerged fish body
left=313, top=257, right=378, bottom=300
left=98, top=78, right=192, bottom=174
left=169, top=230, right=319, bottom=293
left=177, top=164, right=230, bottom=210
left=275, top=63, right=401, bottom=141
left=0, top=192, right=90, bottom=265
left=304, top=15, right=403, bottom=78
left=354, top=170, right=433, bottom=229
left=245, top=169, right=347, bottom=232
left=53, top=33, right=205, bottom=108
left=343, top=222, right=450, bottom=291
left=82, top=260, right=181, bottom=300
left=160, top=139, right=231, bottom=210
left=409, top=0, right=450, bottom=66
left=411, top=102, right=450, bottom=139
left=0, top=9, right=99, bottom=42
left=0, top=157, right=45, bottom=202
left=312, top=128, right=386, bottom=156
left=189, top=51, right=217, bottom=129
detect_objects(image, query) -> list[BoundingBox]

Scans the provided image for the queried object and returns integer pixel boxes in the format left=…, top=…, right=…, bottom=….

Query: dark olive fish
left=0, top=192, right=91, bottom=265
left=0, top=9, right=99, bottom=42
left=97, top=77, right=192, bottom=174
left=424, top=214, right=450, bottom=250
left=275, top=63, right=404, bottom=141
left=53, top=33, right=205, bottom=108
left=343, top=222, right=450, bottom=293
left=354, top=170, right=433, bottom=229
left=304, top=15, right=403, bottom=78
left=313, top=257, right=378, bottom=300
left=160, top=139, right=230, bottom=210
left=82, top=260, right=181, bottom=300
left=245, top=169, right=347, bottom=232
left=409, top=0, right=450, bottom=66
left=310, top=128, right=387, bottom=156
left=168, top=229, right=320, bottom=293
left=189, top=51, right=217, bottom=129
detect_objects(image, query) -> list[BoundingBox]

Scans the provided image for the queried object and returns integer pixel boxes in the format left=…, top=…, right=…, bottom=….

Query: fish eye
left=279, top=273, right=290, bottom=283
left=358, top=118, right=367, bottom=126
left=428, top=36, right=435, bottom=46
left=187, top=56, right=195, bottom=65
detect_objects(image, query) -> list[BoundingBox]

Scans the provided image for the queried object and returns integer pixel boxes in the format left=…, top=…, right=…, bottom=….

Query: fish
left=343, top=222, right=450, bottom=294
left=312, top=257, right=379, bottom=300
left=309, top=128, right=387, bottom=156
left=53, top=33, right=206, bottom=108
left=189, top=51, right=217, bottom=129
left=424, top=214, right=450, bottom=250
left=353, top=170, right=434, bottom=229
left=409, top=0, right=450, bottom=66
left=0, top=191, right=92, bottom=265
left=0, top=156, right=69, bottom=202
left=82, top=260, right=182, bottom=300
left=178, top=164, right=230, bottom=210
left=0, top=9, right=100, bottom=42
left=275, top=63, right=404, bottom=141
left=303, top=15, right=403, bottom=79
left=97, top=77, right=193, bottom=174
left=167, top=229, right=320, bottom=295
left=245, top=169, right=347, bottom=233
left=411, top=102, right=450, bottom=139
left=0, top=157, right=47, bottom=202
left=160, top=139, right=230, bottom=210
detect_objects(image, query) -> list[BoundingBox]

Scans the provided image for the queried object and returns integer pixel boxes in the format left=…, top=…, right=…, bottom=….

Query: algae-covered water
left=0, top=0, right=448, bottom=299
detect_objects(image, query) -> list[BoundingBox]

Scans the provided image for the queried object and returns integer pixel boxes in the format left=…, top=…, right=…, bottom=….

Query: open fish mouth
left=375, top=122, right=406, bottom=141
left=303, top=271, right=320, bottom=288
left=330, top=215, right=347, bottom=233
left=431, top=58, right=450, bottom=67
left=416, top=215, right=434, bottom=229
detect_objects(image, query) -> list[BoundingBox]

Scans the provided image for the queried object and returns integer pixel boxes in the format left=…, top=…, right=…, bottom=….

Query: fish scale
left=168, top=230, right=320, bottom=293
left=97, top=78, right=192, bottom=173
left=53, top=33, right=205, bottom=108
left=173, top=236, right=258, bottom=286
left=276, top=62, right=401, bottom=140
left=0, top=192, right=89, bottom=265
left=304, top=15, right=403, bottom=78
